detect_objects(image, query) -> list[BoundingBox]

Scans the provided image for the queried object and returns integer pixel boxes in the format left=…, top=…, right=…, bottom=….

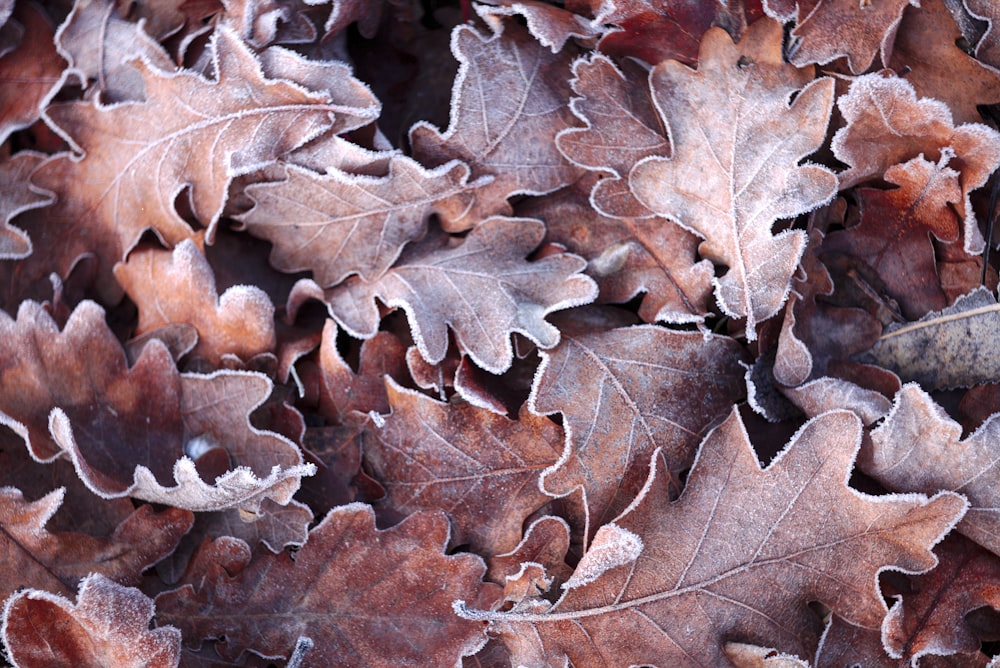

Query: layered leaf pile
left=3, top=0, right=1000, bottom=666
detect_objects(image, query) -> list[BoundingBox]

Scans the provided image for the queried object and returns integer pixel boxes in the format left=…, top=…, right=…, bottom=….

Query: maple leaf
left=155, top=504, right=498, bottom=665
left=114, top=240, right=276, bottom=367
left=361, top=378, right=564, bottom=555
left=0, top=300, right=313, bottom=512
left=27, top=27, right=356, bottom=299
left=861, top=383, right=1000, bottom=559
left=531, top=308, right=748, bottom=539
left=458, top=409, right=967, bottom=665
left=629, top=19, right=838, bottom=337
left=0, top=487, right=192, bottom=604
left=238, top=156, right=478, bottom=286
left=0, top=152, right=52, bottom=260
left=409, top=21, right=583, bottom=229
left=325, top=216, right=598, bottom=375
left=2, top=573, right=182, bottom=668
left=0, top=3, right=64, bottom=144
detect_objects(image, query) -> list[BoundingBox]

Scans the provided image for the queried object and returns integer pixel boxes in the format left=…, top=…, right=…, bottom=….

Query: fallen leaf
left=475, top=0, right=601, bottom=53
left=220, top=0, right=316, bottom=48
left=238, top=156, right=477, bottom=286
left=155, top=504, right=498, bottom=665
left=0, top=487, right=192, bottom=604
left=0, top=152, right=52, bottom=260
left=630, top=19, right=837, bottom=336
left=856, top=287, right=1000, bottom=390
left=410, top=21, right=583, bottom=229
left=863, top=383, right=1000, bottom=558
left=362, top=378, right=564, bottom=555
left=0, top=4, right=64, bottom=144
left=458, top=409, right=966, bottom=665
left=531, top=308, right=748, bottom=539
left=724, top=642, right=810, bottom=668
left=2, top=573, right=182, bottom=668
left=114, top=239, right=277, bottom=367
left=326, top=216, right=597, bottom=374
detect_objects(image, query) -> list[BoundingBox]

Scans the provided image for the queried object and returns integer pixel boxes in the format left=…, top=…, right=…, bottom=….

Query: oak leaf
left=475, top=0, right=602, bottom=53
left=531, top=309, right=748, bottom=539
left=2, top=573, right=182, bottom=668
left=326, top=216, right=597, bottom=374
left=0, top=152, right=52, bottom=260
left=362, top=378, right=565, bottom=555
left=155, top=504, right=498, bottom=665
left=0, top=487, right=192, bottom=604
left=28, top=27, right=344, bottom=299
left=114, top=239, right=277, bottom=367
left=238, top=156, right=478, bottom=286
left=629, top=19, right=837, bottom=336
left=0, top=4, right=64, bottom=144
left=862, top=383, right=1000, bottom=558
left=409, top=21, right=583, bottom=229
left=459, top=409, right=967, bottom=665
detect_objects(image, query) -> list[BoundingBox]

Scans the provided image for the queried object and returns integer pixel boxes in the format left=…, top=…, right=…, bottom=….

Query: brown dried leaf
left=863, top=383, right=1000, bottom=558
left=362, top=379, right=564, bottom=555
left=823, top=154, right=962, bottom=319
left=238, top=156, right=477, bottom=286
left=220, top=0, right=316, bottom=48
left=115, top=240, right=276, bottom=367
left=522, top=178, right=713, bottom=324
left=29, top=27, right=341, bottom=299
left=630, top=19, right=837, bottom=336
left=0, top=152, right=52, bottom=260
left=0, top=4, right=64, bottom=144
left=409, top=22, right=583, bottom=229
left=460, top=409, right=966, bottom=665
left=155, top=505, right=498, bottom=665
left=772, top=0, right=913, bottom=73
left=532, top=309, right=748, bottom=538
left=0, top=300, right=312, bottom=512
left=1, top=573, right=181, bottom=668
left=724, top=643, right=810, bottom=668
left=327, top=216, right=597, bottom=374
left=475, top=0, right=602, bottom=53
left=0, top=487, right=192, bottom=603
left=831, top=73, right=1000, bottom=253
left=857, top=287, right=1000, bottom=390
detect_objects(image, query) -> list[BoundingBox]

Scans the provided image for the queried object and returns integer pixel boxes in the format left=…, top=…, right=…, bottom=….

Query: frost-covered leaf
left=475, top=0, right=601, bottom=53
left=459, top=409, right=966, bottom=665
left=630, top=19, right=837, bottom=336
left=238, top=156, right=478, bottom=286
left=410, top=21, right=583, bottom=229
left=531, top=308, right=748, bottom=539
left=327, top=216, right=597, bottom=374
left=0, top=4, right=64, bottom=144
left=362, top=378, right=564, bottom=555
left=155, top=504, right=498, bottom=665
left=0, top=152, right=52, bottom=260
left=2, top=573, right=181, bottom=668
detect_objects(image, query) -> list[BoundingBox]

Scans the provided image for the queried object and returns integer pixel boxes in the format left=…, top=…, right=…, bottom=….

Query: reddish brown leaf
left=220, top=0, right=317, bottom=48
left=531, top=309, right=748, bottom=539
left=362, top=379, right=564, bottom=555
left=326, top=216, right=597, bottom=374
left=115, top=240, right=276, bottom=367
left=410, top=21, right=583, bottom=229
left=0, top=487, right=192, bottom=604
left=0, top=152, right=52, bottom=260
left=238, top=156, right=478, bottom=286
left=771, top=0, right=913, bottom=73
left=475, top=0, right=602, bottom=53
left=823, top=154, right=962, bottom=319
left=155, top=505, right=499, bottom=665
left=459, top=409, right=966, bottom=665
left=0, top=4, right=64, bottom=144
left=2, top=573, right=182, bottom=668
left=630, top=19, right=837, bottom=336
left=862, top=383, right=1000, bottom=558
left=485, top=515, right=575, bottom=590
left=816, top=615, right=992, bottom=667
left=28, top=27, right=342, bottom=299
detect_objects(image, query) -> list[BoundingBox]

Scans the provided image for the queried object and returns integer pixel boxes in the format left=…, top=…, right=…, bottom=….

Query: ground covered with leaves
left=4, top=0, right=1000, bottom=665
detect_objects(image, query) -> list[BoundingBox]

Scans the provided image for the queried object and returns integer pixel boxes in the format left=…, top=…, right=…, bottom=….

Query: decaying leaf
left=410, top=21, right=583, bottom=228
left=362, top=378, right=564, bottom=555
left=459, top=409, right=966, bottom=665
left=0, top=152, right=52, bottom=260
left=114, top=239, right=276, bottom=367
left=856, top=287, right=1000, bottom=390
left=2, top=573, right=182, bottom=668
left=327, top=216, right=597, bottom=374
left=630, top=19, right=837, bottom=336
left=0, top=3, right=64, bottom=145
left=863, top=383, right=1000, bottom=558
left=531, top=309, right=749, bottom=539
left=155, top=504, right=498, bottom=666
